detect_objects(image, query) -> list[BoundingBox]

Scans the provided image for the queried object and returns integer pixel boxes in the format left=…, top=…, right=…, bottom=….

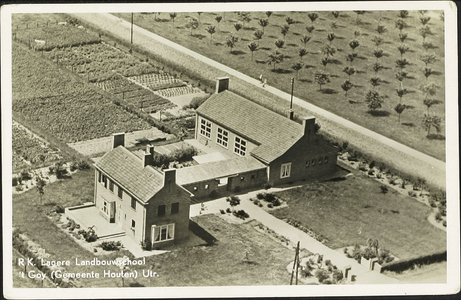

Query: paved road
left=72, top=13, right=446, bottom=190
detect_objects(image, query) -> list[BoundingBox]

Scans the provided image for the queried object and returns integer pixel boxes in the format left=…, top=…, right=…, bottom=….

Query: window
left=193, top=186, right=198, bottom=191
left=118, top=187, right=123, bottom=199
left=306, top=160, right=310, bottom=167
left=251, top=174, right=255, bottom=180
left=131, top=219, right=136, bottom=234
left=171, top=202, right=179, bottom=214
left=205, top=184, right=209, bottom=189
left=102, top=200, right=109, bottom=215
left=218, top=177, right=228, bottom=187
left=158, top=205, right=166, bottom=216
left=109, top=180, right=114, bottom=192
left=311, top=159, right=316, bottom=166
left=216, top=127, right=229, bottom=148
left=234, top=137, right=247, bottom=156
left=200, top=118, right=211, bottom=139
left=131, top=197, right=136, bottom=210
left=153, top=224, right=175, bottom=243
left=102, top=175, right=107, bottom=188
left=318, top=158, right=323, bottom=165
left=280, top=163, right=292, bottom=178
left=240, top=176, right=245, bottom=181
left=98, top=171, right=102, bottom=183
left=324, top=156, right=328, bottom=163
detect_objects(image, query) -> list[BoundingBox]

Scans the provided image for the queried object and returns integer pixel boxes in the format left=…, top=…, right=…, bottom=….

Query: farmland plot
left=128, top=73, right=186, bottom=91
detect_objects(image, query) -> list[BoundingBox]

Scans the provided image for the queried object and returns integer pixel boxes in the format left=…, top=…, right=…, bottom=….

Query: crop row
left=12, top=90, right=152, bottom=143
left=156, top=86, right=204, bottom=98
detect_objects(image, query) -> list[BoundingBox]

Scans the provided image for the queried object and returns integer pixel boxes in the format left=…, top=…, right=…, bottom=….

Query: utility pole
left=289, top=78, right=294, bottom=120
left=130, top=12, right=134, bottom=51
left=290, top=241, right=300, bottom=285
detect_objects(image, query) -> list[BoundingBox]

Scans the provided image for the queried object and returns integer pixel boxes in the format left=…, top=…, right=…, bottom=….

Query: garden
left=115, top=10, right=446, bottom=161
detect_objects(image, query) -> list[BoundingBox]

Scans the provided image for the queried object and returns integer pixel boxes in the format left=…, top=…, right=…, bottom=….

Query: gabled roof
left=197, top=90, right=304, bottom=163
left=94, top=146, right=164, bottom=204
left=176, top=156, right=266, bottom=185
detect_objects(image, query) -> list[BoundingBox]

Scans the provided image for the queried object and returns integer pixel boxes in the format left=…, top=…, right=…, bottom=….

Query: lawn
left=271, top=171, right=446, bottom=260
left=12, top=168, right=296, bottom=287
left=115, top=10, right=446, bottom=161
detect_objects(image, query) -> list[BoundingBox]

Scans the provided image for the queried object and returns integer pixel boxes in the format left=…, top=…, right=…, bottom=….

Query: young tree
left=169, top=13, right=177, bottom=27
left=330, top=21, right=338, bottom=30
left=321, top=57, right=331, bottom=71
left=266, top=11, right=273, bottom=18
left=321, top=44, right=336, bottom=57
left=370, top=77, right=382, bottom=90
left=394, top=103, right=406, bottom=124
left=292, top=62, right=304, bottom=80
left=422, top=114, right=442, bottom=137
left=423, top=67, right=434, bottom=81
left=365, top=90, right=384, bottom=110
left=267, top=51, right=284, bottom=70
left=215, top=15, right=223, bottom=30
left=354, top=30, right=361, bottom=38
left=206, top=25, right=216, bottom=42
left=286, top=16, right=295, bottom=25
left=419, top=53, right=437, bottom=66
left=332, top=11, right=340, bottom=18
left=343, top=66, right=356, bottom=79
left=305, top=25, right=315, bottom=33
left=371, top=36, right=383, bottom=48
left=254, top=30, right=264, bottom=45
left=372, top=62, right=384, bottom=74
left=234, top=23, right=243, bottom=34
left=354, top=11, right=366, bottom=25
left=349, top=40, right=360, bottom=52
left=341, top=80, right=353, bottom=99
left=373, top=49, right=384, bottom=61
left=275, top=39, right=285, bottom=49
left=375, top=25, right=387, bottom=35
left=395, top=58, right=410, bottom=69
left=423, top=98, right=439, bottom=114
left=226, top=35, right=239, bottom=53
left=327, top=33, right=336, bottom=45
left=258, top=18, right=269, bottom=33
left=308, top=12, right=319, bottom=23
left=300, top=35, right=311, bottom=47
left=248, top=42, right=258, bottom=60
left=399, top=33, right=408, bottom=43
left=314, top=72, right=330, bottom=91
left=35, top=173, right=46, bottom=204
left=394, top=19, right=408, bottom=34
left=186, top=17, right=199, bottom=35
left=298, top=48, right=308, bottom=62
left=419, top=25, right=433, bottom=43
left=227, top=195, right=241, bottom=212
left=419, top=10, right=428, bottom=16
left=281, top=25, right=290, bottom=40
left=420, top=82, right=439, bottom=100
left=397, top=44, right=410, bottom=59
left=197, top=12, right=202, bottom=23
left=238, top=12, right=252, bottom=28
left=398, top=10, right=409, bottom=19
left=422, top=41, right=434, bottom=52
left=346, top=53, right=358, bottom=65
left=420, top=16, right=431, bottom=25
left=396, top=87, right=409, bottom=102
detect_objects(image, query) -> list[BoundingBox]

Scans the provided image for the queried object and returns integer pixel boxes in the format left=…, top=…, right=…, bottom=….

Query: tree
left=349, top=40, right=360, bottom=52
left=281, top=25, right=290, bottom=40
left=226, top=195, right=241, bottom=212
left=186, top=17, right=199, bottom=35
left=396, top=87, right=408, bottom=102
left=394, top=103, right=406, bottom=124
left=346, top=53, right=358, bottom=65
left=354, top=11, right=366, bottom=25
left=423, top=67, right=433, bottom=80
left=292, top=62, right=303, bottom=80
left=286, top=16, right=295, bottom=25
left=327, top=33, right=336, bottom=44
left=395, top=58, right=410, bottom=69
left=197, top=12, right=202, bottom=23
left=238, top=12, right=251, bottom=28
left=35, top=173, right=46, bottom=204
left=330, top=21, right=338, bottom=30
left=394, top=19, right=408, bottom=34
left=258, top=18, right=269, bottom=33
left=234, top=23, right=243, bottom=34
left=300, top=35, right=311, bottom=47
left=267, top=51, right=284, bottom=70
left=298, top=48, right=308, bottom=62
left=397, top=44, right=410, bottom=59
left=370, top=77, right=382, bottom=90
left=375, top=25, right=387, bottom=35
left=321, top=44, right=336, bottom=57
left=314, top=72, right=330, bottom=91
left=372, top=62, right=384, bottom=74
left=206, top=26, right=216, bottom=42
left=420, top=16, right=431, bottom=25
left=266, top=11, right=273, bottom=18
left=371, top=36, right=383, bottom=48
left=395, top=71, right=408, bottom=86
left=419, top=53, right=436, bottom=66
left=332, top=11, right=340, bottom=18
left=305, top=25, right=315, bottom=33
left=419, top=10, right=428, bottom=16
left=373, top=49, right=384, bottom=61
left=215, top=15, right=223, bottom=30
left=399, top=33, right=408, bottom=43
left=422, top=41, right=434, bottom=52
left=422, top=114, right=442, bottom=136
left=169, top=13, right=177, bottom=27
left=419, top=25, right=433, bottom=43
left=365, top=90, right=384, bottom=110
left=420, top=82, right=439, bottom=100
left=423, top=99, right=439, bottom=114
left=226, top=35, right=239, bottom=53
left=247, top=42, right=258, bottom=60
left=321, top=57, right=331, bottom=71
left=398, top=10, right=409, bottom=19
left=343, top=66, right=356, bottom=79
left=308, top=13, right=318, bottom=23
left=341, top=80, right=353, bottom=98
left=275, top=39, right=285, bottom=49
left=254, top=30, right=264, bottom=45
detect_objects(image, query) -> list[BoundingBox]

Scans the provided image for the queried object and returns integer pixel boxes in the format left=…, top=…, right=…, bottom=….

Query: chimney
left=288, top=109, right=294, bottom=120
left=216, top=77, right=229, bottom=93
left=163, top=169, right=176, bottom=192
left=112, top=132, right=125, bottom=149
left=302, top=117, right=316, bottom=141
left=142, top=146, right=154, bottom=168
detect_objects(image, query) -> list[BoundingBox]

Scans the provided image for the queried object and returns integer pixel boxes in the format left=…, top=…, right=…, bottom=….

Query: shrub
left=256, top=193, right=265, bottom=200
left=79, top=226, right=98, bottom=242
left=70, top=162, right=78, bottom=172
left=359, top=163, right=368, bottom=171
left=141, top=239, right=151, bottom=250
left=315, top=269, right=329, bottom=283
left=99, top=241, right=122, bottom=251
left=380, top=185, right=389, bottom=194
left=434, top=212, right=442, bottom=222
left=186, top=95, right=209, bottom=109
left=55, top=205, right=65, bottom=213
left=380, top=251, right=446, bottom=273
left=233, top=209, right=250, bottom=219
left=265, top=193, right=276, bottom=202
left=443, top=220, right=446, bottom=227
left=20, top=170, right=32, bottom=181
left=78, top=159, right=91, bottom=170
left=368, top=169, right=375, bottom=176
left=220, top=209, right=225, bottom=214
left=369, top=160, right=376, bottom=169
left=262, top=182, right=272, bottom=190
left=12, top=177, right=18, bottom=186
left=272, top=198, right=282, bottom=206
left=376, top=173, right=382, bottom=179
left=408, top=191, right=418, bottom=197
left=332, top=270, right=343, bottom=282
left=226, top=208, right=231, bottom=213
left=268, top=203, right=273, bottom=208
left=15, top=185, right=24, bottom=192
left=258, top=203, right=263, bottom=207
left=429, top=200, right=437, bottom=207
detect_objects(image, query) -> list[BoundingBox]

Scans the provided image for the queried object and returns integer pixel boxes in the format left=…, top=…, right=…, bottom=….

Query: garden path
left=71, top=13, right=446, bottom=190
left=190, top=189, right=400, bottom=285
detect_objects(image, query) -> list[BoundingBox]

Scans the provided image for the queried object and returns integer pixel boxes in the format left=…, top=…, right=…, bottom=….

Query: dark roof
left=94, top=146, right=164, bottom=203
left=176, top=156, right=266, bottom=185
left=197, top=90, right=304, bottom=163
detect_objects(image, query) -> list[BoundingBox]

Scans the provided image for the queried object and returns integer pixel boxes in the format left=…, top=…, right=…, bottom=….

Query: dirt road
left=72, top=13, right=446, bottom=190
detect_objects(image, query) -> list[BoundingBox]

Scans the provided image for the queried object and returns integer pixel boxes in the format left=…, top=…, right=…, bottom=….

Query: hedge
left=380, top=250, right=447, bottom=273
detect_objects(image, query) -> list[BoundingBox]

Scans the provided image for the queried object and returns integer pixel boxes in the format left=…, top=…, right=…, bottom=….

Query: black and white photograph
left=2, top=1, right=459, bottom=298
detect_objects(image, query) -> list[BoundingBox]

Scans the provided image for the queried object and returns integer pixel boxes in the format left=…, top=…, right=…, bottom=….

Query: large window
left=153, top=224, right=175, bottom=243
left=109, top=180, right=114, bottom=192
left=234, top=137, right=247, bottom=156
left=158, top=205, right=166, bottom=216
left=102, top=175, right=107, bottom=188
left=280, top=163, right=292, bottom=178
left=131, top=197, right=137, bottom=210
left=171, top=202, right=179, bottom=214
left=216, top=127, right=229, bottom=148
left=200, top=118, right=211, bottom=139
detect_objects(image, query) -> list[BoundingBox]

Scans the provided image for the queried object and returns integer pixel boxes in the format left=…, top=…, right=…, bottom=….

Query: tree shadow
left=271, top=68, right=293, bottom=74
left=330, top=74, right=340, bottom=78
left=243, top=26, right=257, bottom=31
left=260, top=47, right=271, bottom=51
left=215, top=42, right=224, bottom=46
left=241, top=38, right=251, bottom=41
left=299, top=79, right=312, bottom=83
left=292, top=32, right=301, bottom=36
left=316, top=29, right=326, bottom=32
left=356, top=70, right=366, bottom=74
left=405, top=105, right=415, bottom=109
left=336, top=36, right=346, bottom=39
left=255, top=59, right=267, bottom=64
left=361, top=32, right=370, bottom=36
left=221, top=30, right=230, bottom=34
left=353, top=84, right=364, bottom=88
left=231, top=50, right=246, bottom=55
left=357, top=55, right=368, bottom=60
left=268, top=35, right=278, bottom=39
left=406, top=75, right=416, bottom=80
left=330, top=59, right=342, bottom=65
left=304, top=64, right=315, bottom=69
left=313, top=40, right=322, bottom=43
left=381, top=80, right=391, bottom=84
left=287, top=43, right=298, bottom=47
left=402, top=122, right=415, bottom=127
left=349, top=100, right=362, bottom=104
left=320, top=88, right=338, bottom=94
left=432, top=71, right=443, bottom=76
left=192, top=33, right=207, bottom=39
left=367, top=110, right=390, bottom=117
left=427, top=133, right=445, bottom=140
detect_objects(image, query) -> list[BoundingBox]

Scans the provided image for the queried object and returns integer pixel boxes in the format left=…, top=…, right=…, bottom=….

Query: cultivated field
left=115, top=10, right=446, bottom=161
left=272, top=172, right=446, bottom=260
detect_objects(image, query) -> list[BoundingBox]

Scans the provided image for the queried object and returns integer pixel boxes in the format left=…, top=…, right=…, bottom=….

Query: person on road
left=262, top=78, right=267, bottom=87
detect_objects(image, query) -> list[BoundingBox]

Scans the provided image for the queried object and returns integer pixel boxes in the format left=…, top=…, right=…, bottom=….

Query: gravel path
left=71, top=13, right=446, bottom=190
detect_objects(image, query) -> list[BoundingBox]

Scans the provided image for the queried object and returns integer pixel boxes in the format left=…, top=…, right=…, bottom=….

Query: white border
left=2, top=2, right=459, bottom=298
